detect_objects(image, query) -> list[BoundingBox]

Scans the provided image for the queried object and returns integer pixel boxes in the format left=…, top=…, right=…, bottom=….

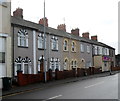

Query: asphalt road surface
left=2, top=73, right=119, bottom=100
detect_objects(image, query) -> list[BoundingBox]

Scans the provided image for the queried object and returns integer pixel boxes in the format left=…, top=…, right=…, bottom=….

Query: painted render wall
left=0, top=1, right=11, bottom=89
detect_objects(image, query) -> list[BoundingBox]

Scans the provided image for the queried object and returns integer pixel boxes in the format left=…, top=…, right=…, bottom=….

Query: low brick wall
left=55, top=69, right=75, bottom=80
left=111, top=67, right=120, bottom=71
left=17, top=67, right=103, bottom=86
left=17, top=71, right=44, bottom=86
left=17, top=70, right=53, bottom=86
left=94, top=68, right=102, bottom=74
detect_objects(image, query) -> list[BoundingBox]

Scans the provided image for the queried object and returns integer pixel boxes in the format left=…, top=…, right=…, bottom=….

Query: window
left=74, top=60, right=77, bottom=68
left=38, top=33, right=46, bottom=49
left=18, top=29, right=28, bottom=47
left=97, top=47, right=99, bottom=55
left=71, top=41, right=76, bottom=52
left=16, top=64, right=22, bottom=72
left=87, top=45, right=90, bottom=53
left=71, top=61, right=74, bottom=68
left=63, top=40, right=68, bottom=51
left=80, top=44, right=84, bottom=52
left=0, top=52, right=5, bottom=63
left=51, top=36, right=58, bottom=50
left=14, top=57, right=31, bottom=76
left=24, top=64, right=29, bottom=74
left=71, top=60, right=77, bottom=68
left=64, top=59, right=68, bottom=70
left=51, top=61, right=55, bottom=71
left=50, top=58, right=60, bottom=71
left=86, top=61, right=91, bottom=68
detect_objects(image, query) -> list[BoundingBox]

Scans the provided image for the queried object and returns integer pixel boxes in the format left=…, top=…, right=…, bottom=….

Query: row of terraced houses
left=0, top=3, right=117, bottom=88
left=11, top=8, right=115, bottom=77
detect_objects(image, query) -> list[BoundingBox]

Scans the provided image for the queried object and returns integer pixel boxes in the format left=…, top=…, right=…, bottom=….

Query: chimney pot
left=57, top=24, right=66, bottom=32
left=71, top=28, right=79, bottom=36
left=91, top=35, right=98, bottom=41
left=82, top=32, right=89, bottom=39
left=39, top=17, right=48, bottom=27
left=13, top=8, right=23, bottom=19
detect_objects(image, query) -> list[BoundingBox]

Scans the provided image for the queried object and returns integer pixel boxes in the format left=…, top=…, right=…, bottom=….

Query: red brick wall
left=111, top=67, right=120, bottom=71
left=17, top=71, right=44, bottom=86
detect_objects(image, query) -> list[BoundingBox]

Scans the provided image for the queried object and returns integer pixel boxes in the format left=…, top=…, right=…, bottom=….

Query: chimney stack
left=57, top=24, right=66, bottom=32
left=39, top=17, right=48, bottom=27
left=71, top=28, right=79, bottom=36
left=82, top=32, right=89, bottom=39
left=13, top=8, right=23, bottom=19
left=91, top=35, right=98, bottom=41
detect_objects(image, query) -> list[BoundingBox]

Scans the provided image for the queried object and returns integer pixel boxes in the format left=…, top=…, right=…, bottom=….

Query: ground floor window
left=50, top=58, right=60, bottom=71
left=71, top=60, right=77, bottom=69
left=17, top=63, right=22, bottom=71
left=86, top=61, right=91, bottom=68
left=14, top=56, right=31, bottom=76
left=24, top=64, right=29, bottom=74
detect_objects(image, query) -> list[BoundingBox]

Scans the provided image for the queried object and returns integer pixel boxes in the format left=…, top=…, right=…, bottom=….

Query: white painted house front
left=0, top=0, right=11, bottom=89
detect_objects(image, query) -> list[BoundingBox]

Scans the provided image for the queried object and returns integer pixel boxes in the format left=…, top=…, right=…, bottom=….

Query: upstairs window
left=71, top=41, right=76, bottom=52
left=18, top=29, right=28, bottom=47
left=38, top=33, right=46, bottom=49
left=80, top=44, right=84, bottom=52
left=63, top=40, right=68, bottom=51
left=51, top=36, right=58, bottom=50
left=87, top=45, right=90, bottom=53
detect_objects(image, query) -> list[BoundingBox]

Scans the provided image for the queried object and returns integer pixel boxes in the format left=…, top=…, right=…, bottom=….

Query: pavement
left=1, top=71, right=119, bottom=97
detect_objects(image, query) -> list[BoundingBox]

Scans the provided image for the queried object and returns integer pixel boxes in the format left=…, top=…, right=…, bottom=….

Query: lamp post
left=43, top=0, right=47, bottom=82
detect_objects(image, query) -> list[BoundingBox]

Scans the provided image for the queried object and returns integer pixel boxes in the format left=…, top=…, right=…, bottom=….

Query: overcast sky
left=11, top=0, right=119, bottom=54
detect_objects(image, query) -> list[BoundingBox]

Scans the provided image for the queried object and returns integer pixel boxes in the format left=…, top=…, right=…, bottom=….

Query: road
left=2, top=73, right=119, bottom=100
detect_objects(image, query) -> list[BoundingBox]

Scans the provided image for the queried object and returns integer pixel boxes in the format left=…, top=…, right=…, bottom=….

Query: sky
left=11, top=0, right=119, bottom=54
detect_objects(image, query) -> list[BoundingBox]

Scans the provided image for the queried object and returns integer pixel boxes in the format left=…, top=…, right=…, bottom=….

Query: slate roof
left=11, top=16, right=115, bottom=50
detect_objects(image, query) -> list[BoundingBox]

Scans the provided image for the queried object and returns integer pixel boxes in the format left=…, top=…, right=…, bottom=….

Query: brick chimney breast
left=39, top=17, right=48, bottom=27
left=57, top=24, right=66, bottom=32
left=82, top=32, right=89, bottom=39
left=13, top=8, right=23, bottom=19
left=71, top=28, right=79, bottom=36
left=91, top=35, right=98, bottom=41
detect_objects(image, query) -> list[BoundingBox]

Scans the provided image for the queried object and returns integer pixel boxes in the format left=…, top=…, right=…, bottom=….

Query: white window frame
left=18, top=29, right=28, bottom=47
left=87, top=45, right=90, bottom=53
left=71, top=42, right=75, bottom=52
left=64, top=59, right=68, bottom=70
left=64, top=40, right=68, bottom=51
left=51, top=37, right=58, bottom=50
left=71, top=61, right=74, bottom=68
left=74, top=60, right=77, bottom=68
left=24, top=63, right=29, bottom=74
left=38, top=33, right=46, bottom=49
left=80, top=44, right=84, bottom=52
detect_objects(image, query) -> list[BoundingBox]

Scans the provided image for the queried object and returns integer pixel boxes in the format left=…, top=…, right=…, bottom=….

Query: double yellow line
left=0, top=87, right=45, bottom=99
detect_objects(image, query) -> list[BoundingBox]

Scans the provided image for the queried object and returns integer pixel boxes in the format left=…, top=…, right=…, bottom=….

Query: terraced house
left=11, top=8, right=115, bottom=81
left=0, top=1, right=12, bottom=89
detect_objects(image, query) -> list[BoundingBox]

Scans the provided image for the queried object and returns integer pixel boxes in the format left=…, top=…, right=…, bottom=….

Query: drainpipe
left=12, top=25, right=14, bottom=77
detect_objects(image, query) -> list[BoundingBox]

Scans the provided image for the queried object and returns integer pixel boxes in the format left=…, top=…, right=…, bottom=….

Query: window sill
left=51, top=49, right=58, bottom=51
left=71, top=51, right=76, bottom=53
left=38, top=48, right=46, bottom=50
left=18, top=46, right=28, bottom=48
left=63, top=50, right=69, bottom=52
